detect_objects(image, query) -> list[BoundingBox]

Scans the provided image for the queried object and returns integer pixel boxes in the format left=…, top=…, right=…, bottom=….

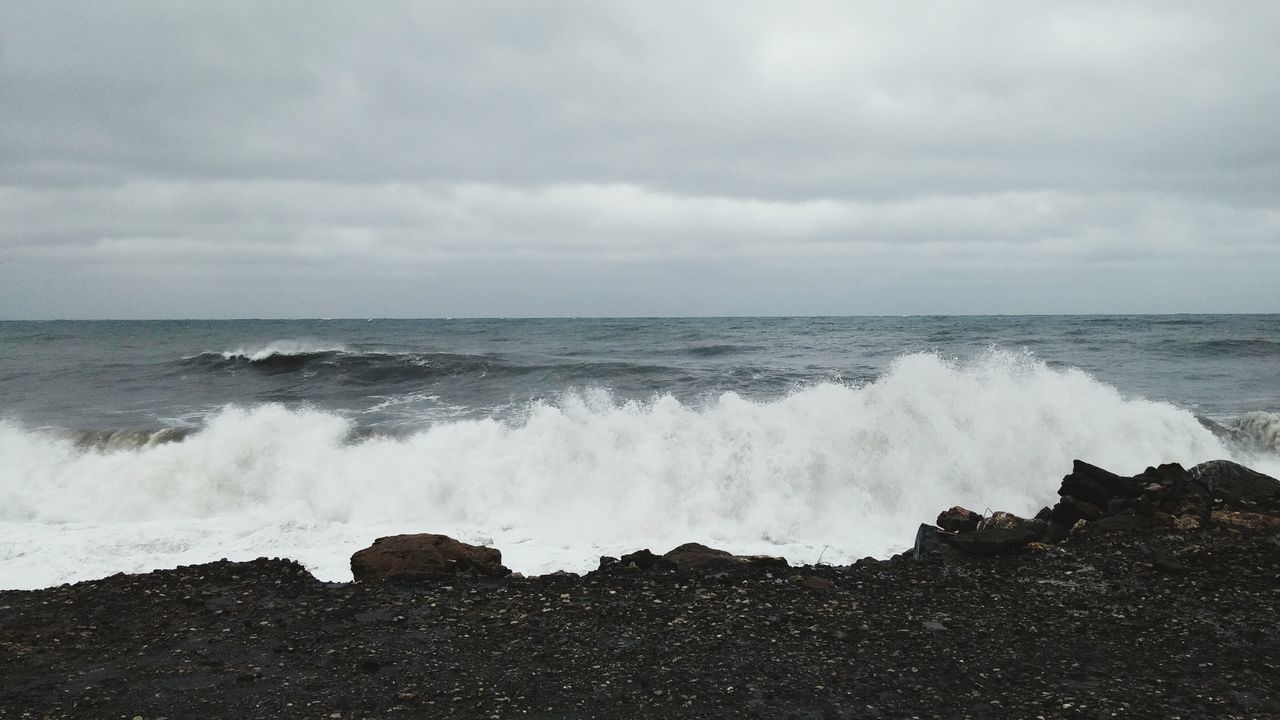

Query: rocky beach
left=3, top=459, right=1279, bottom=719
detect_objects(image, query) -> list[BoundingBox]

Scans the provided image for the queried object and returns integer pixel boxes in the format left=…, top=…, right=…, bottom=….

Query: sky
left=1, top=2, right=1278, bottom=319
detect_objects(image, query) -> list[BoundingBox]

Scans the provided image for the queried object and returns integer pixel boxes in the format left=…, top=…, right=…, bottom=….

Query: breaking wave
left=3, top=350, right=1276, bottom=589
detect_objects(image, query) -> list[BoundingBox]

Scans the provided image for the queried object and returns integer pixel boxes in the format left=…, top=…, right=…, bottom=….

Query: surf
left=2, top=349, right=1275, bottom=589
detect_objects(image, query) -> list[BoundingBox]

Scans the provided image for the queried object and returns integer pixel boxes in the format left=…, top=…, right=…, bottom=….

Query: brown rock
left=1210, top=510, right=1280, bottom=531
left=350, top=533, right=509, bottom=582
left=936, top=506, right=981, bottom=533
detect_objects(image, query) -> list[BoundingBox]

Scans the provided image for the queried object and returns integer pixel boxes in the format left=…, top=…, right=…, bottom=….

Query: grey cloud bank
left=2, top=2, right=1277, bottom=318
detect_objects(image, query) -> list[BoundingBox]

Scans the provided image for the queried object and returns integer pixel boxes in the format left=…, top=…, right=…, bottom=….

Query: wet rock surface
left=2, top=460, right=1278, bottom=719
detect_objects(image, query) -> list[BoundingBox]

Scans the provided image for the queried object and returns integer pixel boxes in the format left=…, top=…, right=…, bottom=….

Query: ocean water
left=2, top=316, right=1278, bottom=589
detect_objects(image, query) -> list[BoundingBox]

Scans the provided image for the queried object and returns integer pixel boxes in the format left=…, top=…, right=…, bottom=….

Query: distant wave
left=682, top=344, right=763, bottom=358
left=5, top=349, right=1278, bottom=589
left=180, top=345, right=679, bottom=385
left=1182, top=339, right=1280, bottom=358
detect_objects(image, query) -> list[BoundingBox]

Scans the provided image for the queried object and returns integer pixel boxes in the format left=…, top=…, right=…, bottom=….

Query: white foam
left=217, top=339, right=347, bottom=361
left=2, top=350, right=1275, bottom=590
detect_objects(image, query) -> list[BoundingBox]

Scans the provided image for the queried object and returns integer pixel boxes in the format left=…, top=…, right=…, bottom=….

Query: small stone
left=800, top=576, right=833, bottom=591
left=1151, top=547, right=1183, bottom=573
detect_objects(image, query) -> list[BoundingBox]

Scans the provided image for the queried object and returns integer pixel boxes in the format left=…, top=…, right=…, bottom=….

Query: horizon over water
left=2, top=314, right=1278, bottom=589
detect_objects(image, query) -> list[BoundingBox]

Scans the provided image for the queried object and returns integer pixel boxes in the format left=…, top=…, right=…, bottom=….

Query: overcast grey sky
left=1, top=2, right=1277, bottom=318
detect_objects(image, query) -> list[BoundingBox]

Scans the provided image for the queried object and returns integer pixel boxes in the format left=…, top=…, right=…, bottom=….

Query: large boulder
left=1189, top=460, right=1280, bottom=509
left=350, top=533, right=509, bottom=581
left=661, top=542, right=787, bottom=571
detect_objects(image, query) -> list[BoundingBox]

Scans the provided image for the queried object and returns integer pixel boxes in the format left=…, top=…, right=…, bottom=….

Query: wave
left=3, top=349, right=1276, bottom=589
left=54, top=427, right=193, bottom=451
left=181, top=345, right=679, bottom=386
left=1197, top=411, right=1280, bottom=454
left=1180, top=339, right=1280, bottom=358
left=216, top=339, right=349, bottom=362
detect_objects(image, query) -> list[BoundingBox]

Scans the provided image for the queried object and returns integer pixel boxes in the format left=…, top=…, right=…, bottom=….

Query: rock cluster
left=598, top=543, right=789, bottom=573
left=914, top=458, right=1280, bottom=562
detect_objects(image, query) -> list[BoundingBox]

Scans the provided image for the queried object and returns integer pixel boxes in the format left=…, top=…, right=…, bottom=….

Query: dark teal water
left=1, top=315, right=1277, bottom=433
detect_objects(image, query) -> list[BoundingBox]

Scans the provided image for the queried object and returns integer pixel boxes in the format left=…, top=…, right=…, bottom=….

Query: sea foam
left=1, top=350, right=1273, bottom=589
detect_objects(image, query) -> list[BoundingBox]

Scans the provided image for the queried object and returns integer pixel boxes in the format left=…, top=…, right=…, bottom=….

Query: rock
left=1210, top=510, right=1280, bottom=531
left=979, top=511, right=1045, bottom=534
left=1059, top=472, right=1114, bottom=508
left=1051, top=495, right=1102, bottom=526
left=1094, top=509, right=1147, bottom=532
left=1173, top=515, right=1202, bottom=530
left=350, top=534, right=509, bottom=582
left=1042, top=522, right=1071, bottom=544
left=1140, top=463, right=1190, bottom=485
left=1150, top=547, right=1183, bottom=573
left=1073, top=459, right=1145, bottom=498
left=948, top=526, right=1041, bottom=556
left=660, top=543, right=787, bottom=571
left=1106, top=497, right=1138, bottom=514
left=619, top=549, right=664, bottom=569
left=936, top=506, right=981, bottom=533
left=913, top=524, right=957, bottom=564
left=799, top=576, right=833, bottom=591
left=1189, top=460, right=1280, bottom=508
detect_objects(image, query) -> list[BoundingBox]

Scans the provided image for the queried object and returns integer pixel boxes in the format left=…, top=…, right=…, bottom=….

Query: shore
left=3, top=461, right=1278, bottom=719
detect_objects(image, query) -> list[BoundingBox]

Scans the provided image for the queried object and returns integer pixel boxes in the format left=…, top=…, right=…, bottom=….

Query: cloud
left=1, top=1, right=1277, bottom=317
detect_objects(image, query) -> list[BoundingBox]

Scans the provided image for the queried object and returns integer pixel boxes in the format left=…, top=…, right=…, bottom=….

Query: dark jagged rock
left=619, top=548, right=665, bottom=569
left=1094, top=508, right=1149, bottom=532
left=912, top=524, right=956, bottom=563
left=663, top=542, right=787, bottom=571
left=1073, top=459, right=1145, bottom=498
left=350, top=533, right=509, bottom=581
left=1190, top=460, right=1280, bottom=508
left=1051, top=495, right=1102, bottom=526
left=1059, top=471, right=1115, bottom=507
left=936, top=506, right=981, bottom=533
left=947, top=525, right=1041, bottom=556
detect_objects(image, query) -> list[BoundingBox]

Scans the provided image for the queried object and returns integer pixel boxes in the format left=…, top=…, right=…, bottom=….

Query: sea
left=2, top=315, right=1278, bottom=590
